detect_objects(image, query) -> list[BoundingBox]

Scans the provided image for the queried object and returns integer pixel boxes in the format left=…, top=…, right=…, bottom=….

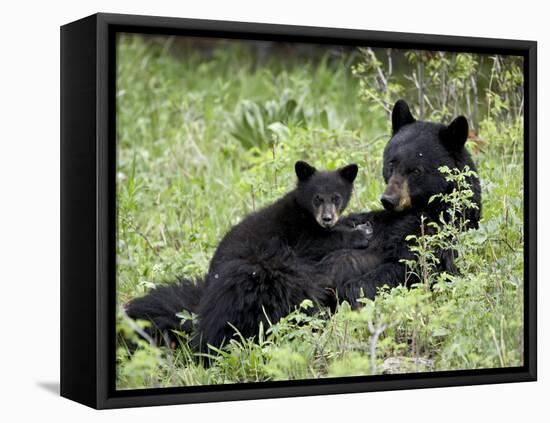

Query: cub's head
left=294, top=160, right=358, bottom=229
left=380, top=99, right=476, bottom=213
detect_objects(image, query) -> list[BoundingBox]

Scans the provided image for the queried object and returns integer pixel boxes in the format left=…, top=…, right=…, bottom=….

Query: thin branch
left=367, top=321, right=388, bottom=375
left=123, top=216, right=162, bottom=258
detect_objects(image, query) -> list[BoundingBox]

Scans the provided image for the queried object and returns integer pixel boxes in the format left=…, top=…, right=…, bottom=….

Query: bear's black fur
left=124, top=277, right=203, bottom=346
left=126, top=161, right=371, bottom=348
left=323, top=99, right=482, bottom=305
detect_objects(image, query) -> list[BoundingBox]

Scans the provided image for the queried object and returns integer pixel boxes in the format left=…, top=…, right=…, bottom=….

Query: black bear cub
left=324, top=99, right=482, bottom=305
left=127, top=161, right=371, bottom=349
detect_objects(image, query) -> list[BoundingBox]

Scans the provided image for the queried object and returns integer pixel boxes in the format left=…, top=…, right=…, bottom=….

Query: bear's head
left=295, top=160, right=358, bottom=229
left=380, top=99, right=480, bottom=220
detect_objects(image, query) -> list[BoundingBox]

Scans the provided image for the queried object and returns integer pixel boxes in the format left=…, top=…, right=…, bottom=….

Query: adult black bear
left=323, top=99, right=482, bottom=305
left=126, top=161, right=371, bottom=349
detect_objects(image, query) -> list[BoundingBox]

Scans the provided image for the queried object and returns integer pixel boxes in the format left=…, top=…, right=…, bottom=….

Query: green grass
left=115, top=34, right=524, bottom=390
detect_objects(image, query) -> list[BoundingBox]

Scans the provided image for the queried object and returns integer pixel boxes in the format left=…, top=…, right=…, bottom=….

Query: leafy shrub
left=230, top=89, right=338, bottom=150
left=352, top=48, right=523, bottom=129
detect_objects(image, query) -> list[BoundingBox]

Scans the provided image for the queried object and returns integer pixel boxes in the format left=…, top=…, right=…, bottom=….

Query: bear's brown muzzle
left=380, top=174, right=412, bottom=212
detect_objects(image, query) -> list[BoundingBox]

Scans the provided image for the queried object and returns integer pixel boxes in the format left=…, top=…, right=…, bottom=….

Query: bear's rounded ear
left=440, top=116, right=469, bottom=151
left=295, top=160, right=316, bottom=181
left=392, top=99, right=416, bottom=135
left=338, top=164, right=359, bottom=183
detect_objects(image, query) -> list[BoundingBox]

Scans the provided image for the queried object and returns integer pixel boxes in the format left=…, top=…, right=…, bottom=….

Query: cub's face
left=311, top=191, right=344, bottom=229
left=295, top=161, right=358, bottom=229
left=381, top=100, right=470, bottom=212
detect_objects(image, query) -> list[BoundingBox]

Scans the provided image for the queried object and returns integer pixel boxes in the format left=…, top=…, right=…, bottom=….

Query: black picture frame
left=60, top=12, right=537, bottom=409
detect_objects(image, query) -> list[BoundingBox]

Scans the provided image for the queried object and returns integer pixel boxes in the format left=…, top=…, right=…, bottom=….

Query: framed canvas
left=60, top=12, right=537, bottom=409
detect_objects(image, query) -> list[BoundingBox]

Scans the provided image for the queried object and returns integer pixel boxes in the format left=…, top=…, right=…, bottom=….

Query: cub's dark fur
left=126, top=161, right=370, bottom=348
left=323, top=99, right=482, bottom=305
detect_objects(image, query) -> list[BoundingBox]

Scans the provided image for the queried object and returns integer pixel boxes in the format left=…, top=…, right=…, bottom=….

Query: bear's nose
left=322, top=215, right=333, bottom=223
left=380, top=194, right=398, bottom=211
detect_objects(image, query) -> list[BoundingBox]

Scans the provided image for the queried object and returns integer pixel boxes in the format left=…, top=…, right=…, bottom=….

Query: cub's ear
left=338, top=164, right=358, bottom=183
left=295, top=160, right=317, bottom=181
left=392, top=99, right=415, bottom=135
left=440, top=116, right=469, bottom=150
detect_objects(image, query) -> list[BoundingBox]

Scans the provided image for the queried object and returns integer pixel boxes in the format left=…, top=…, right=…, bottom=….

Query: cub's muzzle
left=316, top=204, right=339, bottom=229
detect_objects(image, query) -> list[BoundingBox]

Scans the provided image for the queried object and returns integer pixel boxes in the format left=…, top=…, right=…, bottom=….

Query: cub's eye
left=313, top=196, right=323, bottom=206
left=411, top=168, right=423, bottom=176
left=388, top=162, right=394, bottom=173
left=332, top=194, right=342, bottom=205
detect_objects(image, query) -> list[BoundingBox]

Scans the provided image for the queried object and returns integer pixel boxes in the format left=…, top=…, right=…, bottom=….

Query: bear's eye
left=332, top=194, right=341, bottom=205
left=388, top=162, right=394, bottom=173
left=411, top=168, right=423, bottom=176
left=313, top=196, right=323, bottom=206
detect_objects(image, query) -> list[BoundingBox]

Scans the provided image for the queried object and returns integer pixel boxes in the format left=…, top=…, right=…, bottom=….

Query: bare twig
left=123, top=216, right=162, bottom=258
left=417, top=51, right=425, bottom=119
left=367, top=321, right=391, bottom=375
